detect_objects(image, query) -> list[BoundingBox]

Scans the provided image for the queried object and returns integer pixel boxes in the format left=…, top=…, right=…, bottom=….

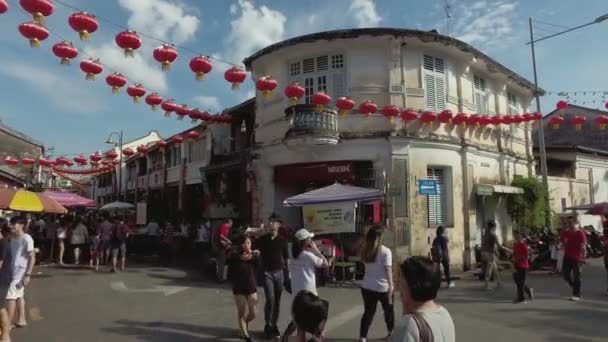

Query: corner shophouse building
left=244, top=28, right=538, bottom=269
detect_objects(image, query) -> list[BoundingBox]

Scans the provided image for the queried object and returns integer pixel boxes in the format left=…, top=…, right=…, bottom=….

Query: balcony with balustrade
left=283, top=104, right=339, bottom=146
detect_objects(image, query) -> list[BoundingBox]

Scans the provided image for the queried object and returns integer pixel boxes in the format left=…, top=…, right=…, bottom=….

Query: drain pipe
left=400, top=42, right=408, bottom=135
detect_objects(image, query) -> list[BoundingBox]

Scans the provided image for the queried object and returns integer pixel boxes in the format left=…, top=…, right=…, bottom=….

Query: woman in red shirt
left=512, top=230, right=533, bottom=304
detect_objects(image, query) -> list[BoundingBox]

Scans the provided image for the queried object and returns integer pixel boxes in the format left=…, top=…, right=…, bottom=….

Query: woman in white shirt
left=70, top=217, right=89, bottom=265
left=56, top=219, right=68, bottom=265
left=282, top=229, right=328, bottom=340
left=359, top=226, right=394, bottom=342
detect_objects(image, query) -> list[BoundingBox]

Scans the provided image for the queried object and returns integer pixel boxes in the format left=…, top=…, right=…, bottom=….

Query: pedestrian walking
left=97, top=215, right=114, bottom=265
left=70, top=217, right=89, bottom=265
left=431, top=226, right=454, bottom=288
left=6, top=216, right=35, bottom=328
left=195, top=218, right=211, bottom=271
left=359, top=226, right=395, bottom=342
left=215, top=218, right=233, bottom=282
left=111, top=218, right=130, bottom=272
left=228, top=234, right=260, bottom=342
left=160, top=222, right=176, bottom=266
left=281, top=290, right=329, bottom=342
left=282, top=228, right=328, bottom=339
left=389, top=256, right=455, bottom=342
left=601, top=226, right=608, bottom=295
left=89, top=230, right=101, bottom=271
left=56, top=219, right=68, bottom=266
left=481, top=220, right=509, bottom=290
left=255, top=214, right=289, bottom=339
left=561, top=217, right=587, bottom=301
left=0, top=223, right=13, bottom=342
left=512, top=230, right=533, bottom=304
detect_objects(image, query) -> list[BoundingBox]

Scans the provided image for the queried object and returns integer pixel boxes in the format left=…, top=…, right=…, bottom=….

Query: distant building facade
left=0, top=121, right=45, bottom=188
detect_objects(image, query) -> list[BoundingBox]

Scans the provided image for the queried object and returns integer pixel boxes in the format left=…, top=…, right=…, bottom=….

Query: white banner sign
left=136, top=202, right=147, bottom=225
left=302, top=202, right=356, bottom=234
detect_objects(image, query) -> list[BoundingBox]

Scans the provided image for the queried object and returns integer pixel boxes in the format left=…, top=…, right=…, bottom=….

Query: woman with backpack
left=431, top=226, right=454, bottom=288
left=110, top=217, right=130, bottom=272
left=359, top=225, right=395, bottom=342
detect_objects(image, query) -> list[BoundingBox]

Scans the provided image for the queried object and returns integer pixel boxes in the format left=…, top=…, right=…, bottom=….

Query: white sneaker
left=448, top=282, right=456, bottom=288
left=570, top=296, right=581, bottom=302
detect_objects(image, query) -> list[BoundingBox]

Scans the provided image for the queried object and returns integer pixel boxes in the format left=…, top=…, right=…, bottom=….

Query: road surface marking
left=110, top=281, right=189, bottom=296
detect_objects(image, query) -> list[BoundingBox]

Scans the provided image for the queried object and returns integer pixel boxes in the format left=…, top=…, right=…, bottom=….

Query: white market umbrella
left=99, top=201, right=135, bottom=211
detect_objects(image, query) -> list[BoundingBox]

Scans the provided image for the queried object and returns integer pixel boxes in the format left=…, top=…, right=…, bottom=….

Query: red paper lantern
left=21, top=157, right=35, bottom=165
left=126, top=84, right=146, bottom=103
left=145, top=93, right=163, bottom=111
left=532, top=112, right=543, bottom=122
left=106, top=73, right=127, bottom=93
left=112, top=159, right=120, bottom=165
left=187, top=131, right=201, bottom=140
left=106, top=150, right=118, bottom=159
left=4, top=157, right=18, bottom=166
left=189, top=56, right=213, bottom=80
left=420, top=111, right=437, bottom=125
left=189, top=108, right=203, bottom=123
left=311, top=92, right=332, bottom=112
left=80, top=58, right=103, bottom=81
left=65, top=160, right=75, bottom=167
left=174, top=104, right=191, bottom=121
left=136, top=145, right=148, bottom=154
left=172, top=135, right=184, bottom=144
left=52, top=41, right=78, bottom=65
left=20, top=0, right=53, bottom=23
left=594, top=115, right=608, bottom=130
left=382, top=105, right=400, bottom=123
left=502, top=115, right=514, bottom=125
left=522, top=113, right=534, bottom=122
left=549, top=115, right=564, bottom=129
left=101, top=160, right=110, bottom=166
left=438, top=110, right=453, bottom=124
left=490, top=115, right=503, bottom=126
left=570, top=115, right=586, bottom=131
left=18, top=22, right=48, bottom=48
left=452, top=113, right=469, bottom=127
left=68, top=12, right=98, bottom=41
left=556, top=100, right=568, bottom=110
left=336, top=97, right=355, bottom=116
left=284, top=83, right=305, bottom=106
left=400, top=109, right=418, bottom=122
left=466, top=114, right=480, bottom=127
left=153, top=44, right=178, bottom=71
left=115, top=30, right=141, bottom=57
left=478, top=116, right=492, bottom=126
left=224, top=66, right=247, bottom=90
left=161, top=100, right=178, bottom=117
left=512, top=115, right=524, bottom=124
left=0, top=1, right=8, bottom=14
left=256, top=76, right=278, bottom=98
left=73, top=156, right=87, bottom=164
left=155, top=140, right=167, bottom=149
left=199, top=111, right=212, bottom=122
left=122, top=148, right=134, bottom=156
left=90, top=153, right=102, bottom=162
left=39, top=158, right=53, bottom=167
left=359, top=101, right=378, bottom=116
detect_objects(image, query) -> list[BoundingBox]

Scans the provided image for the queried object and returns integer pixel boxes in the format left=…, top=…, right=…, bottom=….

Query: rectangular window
left=423, top=55, right=446, bottom=111
left=188, top=138, right=205, bottom=163
left=474, top=75, right=488, bottom=114
left=507, top=91, right=518, bottom=115
left=289, top=54, right=346, bottom=104
left=427, top=167, right=447, bottom=226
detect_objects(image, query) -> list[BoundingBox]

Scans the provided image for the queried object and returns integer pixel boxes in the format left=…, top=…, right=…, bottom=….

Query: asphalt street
left=13, top=259, right=608, bottom=342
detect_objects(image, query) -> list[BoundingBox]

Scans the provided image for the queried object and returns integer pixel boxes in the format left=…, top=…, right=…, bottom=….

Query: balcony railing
left=284, top=104, right=339, bottom=145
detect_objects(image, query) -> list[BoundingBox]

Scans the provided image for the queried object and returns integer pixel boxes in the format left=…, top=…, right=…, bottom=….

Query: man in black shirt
left=256, top=214, right=289, bottom=339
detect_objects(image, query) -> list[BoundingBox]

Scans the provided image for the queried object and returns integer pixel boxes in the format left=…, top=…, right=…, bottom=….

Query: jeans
left=512, top=268, right=531, bottom=301
left=216, top=250, right=226, bottom=282
left=483, top=252, right=499, bottom=287
left=562, top=256, right=582, bottom=297
left=359, top=288, right=395, bottom=338
left=439, top=258, right=451, bottom=286
left=263, top=270, right=284, bottom=326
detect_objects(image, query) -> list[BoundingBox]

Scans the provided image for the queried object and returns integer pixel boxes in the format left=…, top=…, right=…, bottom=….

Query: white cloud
left=348, top=0, right=382, bottom=28
left=452, top=1, right=517, bottom=47
left=86, top=43, right=168, bottom=93
left=225, top=0, right=286, bottom=64
left=192, top=95, right=221, bottom=111
left=118, top=0, right=200, bottom=44
left=0, top=62, right=106, bottom=113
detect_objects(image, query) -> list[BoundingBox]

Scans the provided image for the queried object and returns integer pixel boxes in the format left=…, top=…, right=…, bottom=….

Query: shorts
left=111, top=243, right=127, bottom=258
left=6, top=278, right=25, bottom=300
left=72, top=243, right=85, bottom=250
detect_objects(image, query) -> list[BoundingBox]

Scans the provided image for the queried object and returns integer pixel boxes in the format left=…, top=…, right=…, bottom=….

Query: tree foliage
left=507, top=176, right=548, bottom=233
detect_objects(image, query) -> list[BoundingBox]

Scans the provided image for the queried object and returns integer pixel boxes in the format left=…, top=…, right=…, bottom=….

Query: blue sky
left=0, top=0, right=607, bottom=157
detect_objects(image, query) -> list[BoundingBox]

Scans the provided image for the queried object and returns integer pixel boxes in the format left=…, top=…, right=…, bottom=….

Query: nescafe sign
left=275, top=162, right=355, bottom=183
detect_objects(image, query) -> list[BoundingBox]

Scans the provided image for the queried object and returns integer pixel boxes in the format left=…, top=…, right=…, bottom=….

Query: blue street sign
left=418, top=179, right=438, bottom=195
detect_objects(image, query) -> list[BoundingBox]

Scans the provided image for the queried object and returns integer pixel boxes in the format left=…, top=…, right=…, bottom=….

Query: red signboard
left=274, top=161, right=355, bottom=184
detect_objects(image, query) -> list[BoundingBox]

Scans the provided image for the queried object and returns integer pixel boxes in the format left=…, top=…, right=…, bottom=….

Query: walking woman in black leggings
left=359, top=226, right=394, bottom=342
left=432, top=226, right=455, bottom=288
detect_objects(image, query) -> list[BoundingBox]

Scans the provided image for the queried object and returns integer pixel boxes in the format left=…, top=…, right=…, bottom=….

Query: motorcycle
left=583, top=226, right=604, bottom=258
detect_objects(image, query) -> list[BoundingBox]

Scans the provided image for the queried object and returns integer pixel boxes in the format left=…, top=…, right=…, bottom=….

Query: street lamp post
left=527, top=15, right=608, bottom=229
left=106, top=130, right=124, bottom=202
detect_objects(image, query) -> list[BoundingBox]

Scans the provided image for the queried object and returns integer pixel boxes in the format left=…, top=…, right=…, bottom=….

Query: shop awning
left=283, top=183, right=384, bottom=207
left=475, top=184, right=524, bottom=196
left=42, top=191, right=96, bottom=207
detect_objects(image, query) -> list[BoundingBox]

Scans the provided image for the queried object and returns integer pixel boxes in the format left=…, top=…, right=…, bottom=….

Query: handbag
left=411, top=312, right=434, bottom=342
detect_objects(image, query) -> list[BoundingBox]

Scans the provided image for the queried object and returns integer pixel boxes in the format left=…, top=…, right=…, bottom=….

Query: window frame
left=473, top=74, right=488, bottom=114
left=422, top=54, right=447, bottom=112
left=426, top=166, right=451, bottom=227
left=287, top=53, right=347, bottom=104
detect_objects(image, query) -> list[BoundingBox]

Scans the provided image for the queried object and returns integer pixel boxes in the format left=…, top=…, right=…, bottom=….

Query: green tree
left=507, top=176, right=549, bottom=234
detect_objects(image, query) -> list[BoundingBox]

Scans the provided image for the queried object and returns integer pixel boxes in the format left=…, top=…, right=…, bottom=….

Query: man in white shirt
left=7, top=216, right=36, bottom=328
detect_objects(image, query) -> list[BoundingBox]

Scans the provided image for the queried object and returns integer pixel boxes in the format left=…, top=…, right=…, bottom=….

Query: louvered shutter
left=435, top=76, right=446, bottom=111
left=427, top=168, right=447, bottom=226
left=331, top=73, right=346, bottom=100
left=424, top=55, right=446, bottom=111
left=425, top=74, right=436, bottom=110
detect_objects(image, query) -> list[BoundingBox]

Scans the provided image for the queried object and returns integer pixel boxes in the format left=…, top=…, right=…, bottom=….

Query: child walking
left=512, top=230, right=533, bottom=304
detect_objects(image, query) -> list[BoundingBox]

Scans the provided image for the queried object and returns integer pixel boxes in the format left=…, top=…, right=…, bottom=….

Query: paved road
left=13, top=259, right=608, bottom=342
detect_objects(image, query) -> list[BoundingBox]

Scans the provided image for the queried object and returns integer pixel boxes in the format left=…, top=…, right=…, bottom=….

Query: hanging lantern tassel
left=263, top=90, right=272, bottom=99
left=162, top=61, right=171, bottom=71
left=315, top=104, right=323, bottom=112
left=177, top=115, right=184, bottom=121
left=79, top=30, right=91, bottom=41
left=289, top=97, right=298, bottom=106
left=132, top=96, right=140, bottom=103
left=195, top=72, right=206, bottom=81
left=124, top=48, right=134, bottom=58
left=164, top=111, right=171, bottom=117
left=85, top=73, right=95, bottom=81
left=231, top=82, right=240, bottom=90
left=33, top=12, right=45, bottom=25
left=575, top=124, right=582, bottom=131
left=60, top=58, right=70, bottom=65
left=29, top=38, right=41, bottom=48
left=112, top=86, right=120, bottom=94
